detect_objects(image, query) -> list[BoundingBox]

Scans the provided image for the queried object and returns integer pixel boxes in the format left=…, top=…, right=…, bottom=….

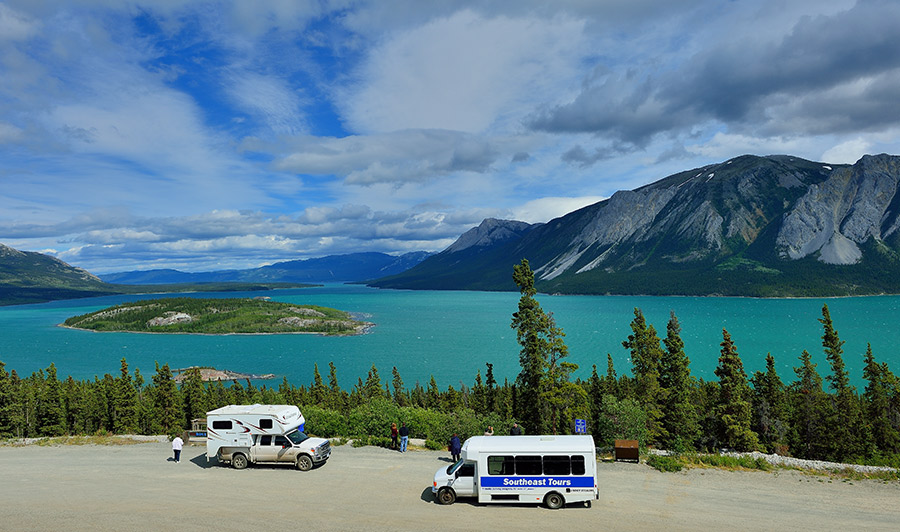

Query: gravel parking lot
left=1, top=441, right=898, bottom=531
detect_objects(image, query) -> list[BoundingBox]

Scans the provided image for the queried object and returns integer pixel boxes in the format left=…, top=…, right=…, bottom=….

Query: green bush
left=424, top=439, right=446, bottom=451
left=647, top=455, right=684, bottom=472
left=302, top=404, right=347, bottom=438
left=350, top=435, right=392, bottom=448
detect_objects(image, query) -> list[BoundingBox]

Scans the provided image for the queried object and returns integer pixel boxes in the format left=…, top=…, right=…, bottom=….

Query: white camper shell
left=432, top=435, right=598, bottom=509
left=206, top=404, right=330, bottom=471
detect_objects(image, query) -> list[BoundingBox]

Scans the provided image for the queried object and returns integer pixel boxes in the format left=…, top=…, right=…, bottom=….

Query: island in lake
left=62, top=297, right=372, bottom=335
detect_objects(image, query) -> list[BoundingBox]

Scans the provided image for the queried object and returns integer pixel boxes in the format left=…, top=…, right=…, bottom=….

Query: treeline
left=1, top=261, right=899, bottom=466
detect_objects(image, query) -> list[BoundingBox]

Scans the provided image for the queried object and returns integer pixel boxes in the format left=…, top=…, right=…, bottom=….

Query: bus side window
left=487, top=455, right=514, bottom=475
left=543, top=455, right=570, bottom=475
left=458, top=463, right=475, bottom=477
left=571, top=455, right=586, bottom=475
left=515, top=455, right=542, bottom=476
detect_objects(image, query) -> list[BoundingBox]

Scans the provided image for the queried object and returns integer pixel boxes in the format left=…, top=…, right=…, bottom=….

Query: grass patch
left=647, top=455, right=684, bottom=472
left=4, top=434, right=155, bottom=446
left=683, top=454, right=771, bottom=471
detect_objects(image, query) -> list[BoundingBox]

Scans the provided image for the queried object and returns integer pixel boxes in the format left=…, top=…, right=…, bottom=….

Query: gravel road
left=1, top=441, right=897, bottom=531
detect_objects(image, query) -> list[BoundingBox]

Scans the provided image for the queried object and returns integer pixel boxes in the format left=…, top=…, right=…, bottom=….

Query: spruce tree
left=789, top=350, right=828, bottom=459
left=659, top=312, right=699, bottom=450
left=714, top=329, right=758, bottom=451
left=113, top=358, right=138, bottom=434
left=0, top=361, right=13, bottom=437
left=311, top=363, right=327, bottom=404
left=750, top=353, right=788, bottom=453
left=511, top=258, right=557, bottom=434
left=622, top=308, right=664, bottom=444
left=151, top=362, right=180, bottom=436
left=819, top=304, right=863, bottom=460
left=485, top=363, right=497, bottom=413
left=862, top=344, right=900, bottom=454
left=391, top=366, right=407, bottom=406
left=38, top=364, right=66, bottom=437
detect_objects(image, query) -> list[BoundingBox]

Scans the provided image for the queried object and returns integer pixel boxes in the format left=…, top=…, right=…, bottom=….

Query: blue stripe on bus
left=480, top=476, right=594, bottom=488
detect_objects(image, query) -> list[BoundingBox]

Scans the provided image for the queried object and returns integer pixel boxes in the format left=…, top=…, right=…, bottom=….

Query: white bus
left=432, top=435, right=598, bottom=509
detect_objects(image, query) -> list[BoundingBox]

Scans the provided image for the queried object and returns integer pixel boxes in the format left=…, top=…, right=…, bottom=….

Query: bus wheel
left=297, top=455, right=313, bottom=471
left=232, top=453, right=248, bottom=470
left=437, top=487, right=456, bottom=505
left=544, top=492, right=564, bottom=510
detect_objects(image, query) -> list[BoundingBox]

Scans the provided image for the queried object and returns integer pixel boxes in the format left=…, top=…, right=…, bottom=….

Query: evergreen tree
left=588, top=365, right=604, bottom=437
left=511, top=258, right=564, bottom=435
left=311, top=364, right=327, bottom=404
left=391, top=366, right=407, bottom=406
left=789, top=350, right=828, bottom=459
left=750, top=353, right=789, bottom=453
left=819, top=304, right=863, bottom=460
left=471, top=370, right=486, bottom=415
left=659, top=312, right=699, bottom=450
left=113, top=358, right=138, bottom=434
left=426, top=376, right=440, bottom=409
left=180, top=367, right=205, bottom=431
left=363, top=364, right=383, bottom=400
left=714, top=329, right=758, bottom=451
left=862, top=344, right=900, bottom=454
left=38, top=364, right=66, bottom=436
left=602, top=354, right=619, bottom=399
left=622, top=308, right=664, bottom=444
left=0, top=361, right=13, bottom=437
left=151, top=362, right=181, bottom=436
left=485, top=363, right=497, bottom=413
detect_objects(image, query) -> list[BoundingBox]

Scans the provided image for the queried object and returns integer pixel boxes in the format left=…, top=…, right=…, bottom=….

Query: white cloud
left=821, top=138, right=871, bottom=164
left=511, top=196, right=606, bottom=224
left=0, top=3, right=38, bottom=42
left=339, top=9, right=586, bottom=134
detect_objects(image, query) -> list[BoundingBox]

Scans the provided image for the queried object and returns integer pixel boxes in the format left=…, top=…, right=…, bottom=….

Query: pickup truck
left=217, top=429, right=331, bottom=471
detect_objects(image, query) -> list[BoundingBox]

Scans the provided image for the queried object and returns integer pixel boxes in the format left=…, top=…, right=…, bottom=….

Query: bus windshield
left=446, top=459, right=465, bottom=475
left=286, top=429, right=310, bottom=445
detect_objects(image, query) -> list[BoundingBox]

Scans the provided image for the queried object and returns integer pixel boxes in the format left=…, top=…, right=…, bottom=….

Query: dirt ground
left=1, top=441, right=897, bottom=531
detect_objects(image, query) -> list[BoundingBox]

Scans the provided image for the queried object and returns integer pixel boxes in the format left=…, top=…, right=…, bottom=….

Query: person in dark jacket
left=399, top=423, right=410, bottom=453
left=449, top=434, right=462, bottom=462
left=509, top=423, right=522, bottom=435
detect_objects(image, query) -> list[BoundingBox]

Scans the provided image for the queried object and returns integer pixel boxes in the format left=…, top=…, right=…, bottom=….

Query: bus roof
left=462, top=435, right=595, bottom=456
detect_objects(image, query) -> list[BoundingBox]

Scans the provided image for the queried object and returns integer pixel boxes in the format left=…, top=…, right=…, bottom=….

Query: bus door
left=451, top=462, right=476, bottom=497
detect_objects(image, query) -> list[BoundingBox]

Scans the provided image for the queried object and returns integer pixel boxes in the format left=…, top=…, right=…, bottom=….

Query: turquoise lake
left=1, top=284, right=898, bottom=389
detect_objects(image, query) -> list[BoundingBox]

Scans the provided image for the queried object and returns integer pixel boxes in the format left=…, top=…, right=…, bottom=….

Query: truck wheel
left=544, top=492, right=564, bottom=510
left=297, top=455, right=314, bottom=471
left=437, top=487, right=456, bottom=505
left=232, top=453, right=248, bottom=470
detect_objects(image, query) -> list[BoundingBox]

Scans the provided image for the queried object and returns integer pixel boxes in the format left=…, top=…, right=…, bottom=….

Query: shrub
left=647, top=455, right=684, bottom=472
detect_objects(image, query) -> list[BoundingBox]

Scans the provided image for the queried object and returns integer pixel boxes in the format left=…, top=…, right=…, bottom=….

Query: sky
left=1, top=0, right=899, bottom=274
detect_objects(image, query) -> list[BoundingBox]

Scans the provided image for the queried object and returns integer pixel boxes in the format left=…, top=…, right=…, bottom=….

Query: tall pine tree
left=714, top=329, right=758, bottom=451
left=819, top=304, right=864, bottom=460
left=622, top=308, right=664, bottom=444
left=659, top=312, right=699, bottom=450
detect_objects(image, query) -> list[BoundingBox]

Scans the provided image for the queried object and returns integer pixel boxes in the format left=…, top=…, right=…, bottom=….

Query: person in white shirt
left=172, top=435, right=184, bottom=463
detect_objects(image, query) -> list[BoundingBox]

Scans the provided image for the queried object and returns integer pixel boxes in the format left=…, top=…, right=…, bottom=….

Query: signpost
left=575, top=418, right=586, bottom=434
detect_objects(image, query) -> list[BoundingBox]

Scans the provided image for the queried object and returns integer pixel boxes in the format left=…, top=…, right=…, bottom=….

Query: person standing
left=390, top=422, right=399, bottom=450
left=399, top=422, right=410, bottom=453
left=449, top=434, right=461, bottom=462
left=172, top=434, right=184, bottom=463
left=484, top=426, right=494, bottom=436
left=509, top=423, right=522, bottom=435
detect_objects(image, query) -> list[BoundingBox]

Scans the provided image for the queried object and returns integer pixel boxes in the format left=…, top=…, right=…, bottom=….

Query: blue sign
left=575, top=418, right=586, bottom=434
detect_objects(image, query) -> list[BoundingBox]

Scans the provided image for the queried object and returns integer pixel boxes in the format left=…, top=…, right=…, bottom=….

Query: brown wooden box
left=614, top=439, right=639, bottom=462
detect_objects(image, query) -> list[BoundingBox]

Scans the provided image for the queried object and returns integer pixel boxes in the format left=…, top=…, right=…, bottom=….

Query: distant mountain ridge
left=100, top=251, right=432, bottom=284
left=372, top=154, right=900, bottom=297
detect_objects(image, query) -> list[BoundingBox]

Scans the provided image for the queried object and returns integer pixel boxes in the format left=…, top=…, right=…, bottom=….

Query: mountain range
left=6, top=153, right=900, bottom=304
left=100, top=251, right=431, bottom=284
left=372, top=154, right=900, bottom=297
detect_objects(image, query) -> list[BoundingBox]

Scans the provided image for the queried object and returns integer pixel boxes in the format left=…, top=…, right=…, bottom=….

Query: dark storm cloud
left=531, top=0, right=900, bottom=145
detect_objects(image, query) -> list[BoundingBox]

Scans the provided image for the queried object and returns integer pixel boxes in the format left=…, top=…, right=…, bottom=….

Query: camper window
left=212, top=420, right=232, bottom=430
left=260, top=419, right=273, bottom=429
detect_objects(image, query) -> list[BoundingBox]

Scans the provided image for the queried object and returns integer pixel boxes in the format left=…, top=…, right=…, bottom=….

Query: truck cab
left=218, top=428, right=331, bottom=471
